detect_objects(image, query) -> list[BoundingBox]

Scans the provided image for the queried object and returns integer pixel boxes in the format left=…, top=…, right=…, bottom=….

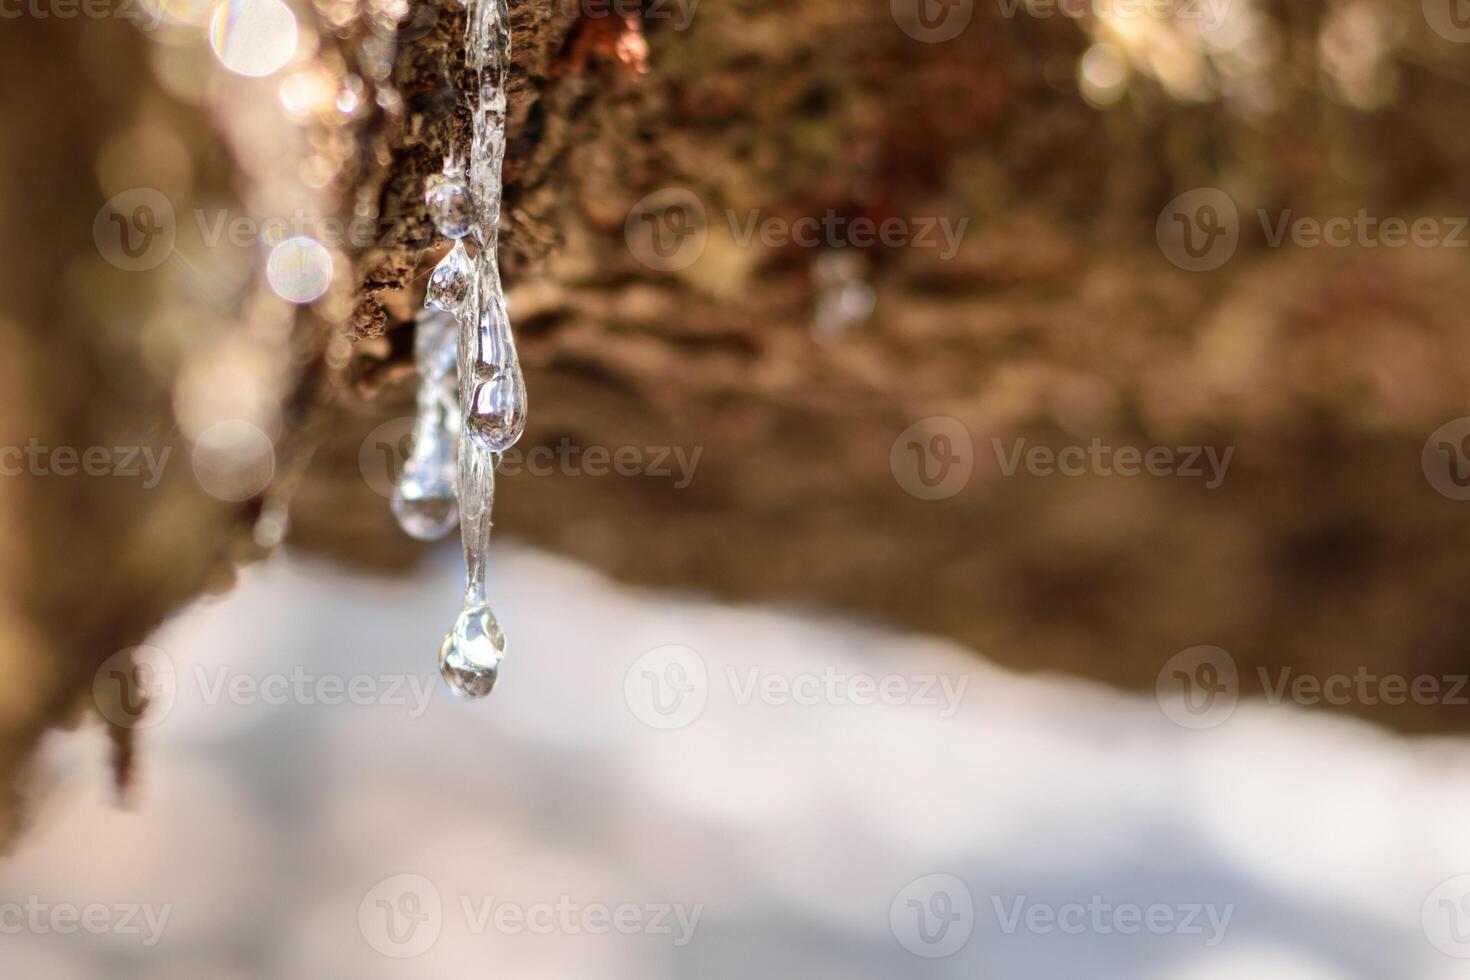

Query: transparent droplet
left=439, top=601, right=504, bottom=698
left=393, top=311, right=460, bottom=541
left=466, top=374, right=526, bottom=452
left=426, top=178, right=474, bottom=240
left=426, top=241, right=473, bottom=314
left=392, top=462, right=458, bottom=540
left=415, top=309, right=459, bottom=379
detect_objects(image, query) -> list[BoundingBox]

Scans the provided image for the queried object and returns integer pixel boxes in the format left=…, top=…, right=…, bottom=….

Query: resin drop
left=391, top=385, right=459, bottom=541
left=467, top=376, right=526, bottom=452
left=426, top=240, right=473, bottom=315
left=426, top=177, right=475, bottom=240
left=438, top=600, right=504, bottom=698
left=465, top=264, right=527, bottom=452
left=392, top=310, right=460, bottom=541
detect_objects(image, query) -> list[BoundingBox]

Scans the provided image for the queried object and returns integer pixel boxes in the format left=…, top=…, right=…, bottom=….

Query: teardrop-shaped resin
left=466, top=375, right=526, bottom=453
left=392, top=467, right=458, bottom=540
left=415, top=309, right=459, bottom=379
left=426, top=240, right=473, bottom=315
left=438, top=601, right=504, bottom=698
left=425, top=177, right=475, bottom=240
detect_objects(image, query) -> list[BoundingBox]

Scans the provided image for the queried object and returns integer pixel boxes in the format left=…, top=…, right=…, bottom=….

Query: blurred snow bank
left=5, top=544, right=1470, bottom=979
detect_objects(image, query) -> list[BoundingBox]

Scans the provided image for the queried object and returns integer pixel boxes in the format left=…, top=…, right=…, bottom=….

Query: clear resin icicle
left=463, top=0, right=527, bottom=455
left=392, top=309, right=460, bottom=541
left=432, top=0, right=524, bottom=698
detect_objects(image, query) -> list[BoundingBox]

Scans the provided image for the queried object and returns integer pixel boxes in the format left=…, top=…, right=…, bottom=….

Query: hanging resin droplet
left=426, top=177, right=475, bottom=240
left=392, top=386, right=459, bottom=540
left=426, top=240, right=473, bottom=315
left=414, top=305, right=459, bottom=378
left=440, top=425, right=502, bottom=698
left=438, top=600, right=505, bottom=697
left=467, top=376, right=526, bottom=452
left=425, top=0, right=521, bottom=700
left=392, top=310, right=460, bottom=541
left=465, top=262, right=527, bottom=452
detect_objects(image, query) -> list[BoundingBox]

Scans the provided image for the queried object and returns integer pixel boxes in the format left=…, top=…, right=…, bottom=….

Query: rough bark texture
left=2, top=0, right=1470, bottom=839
